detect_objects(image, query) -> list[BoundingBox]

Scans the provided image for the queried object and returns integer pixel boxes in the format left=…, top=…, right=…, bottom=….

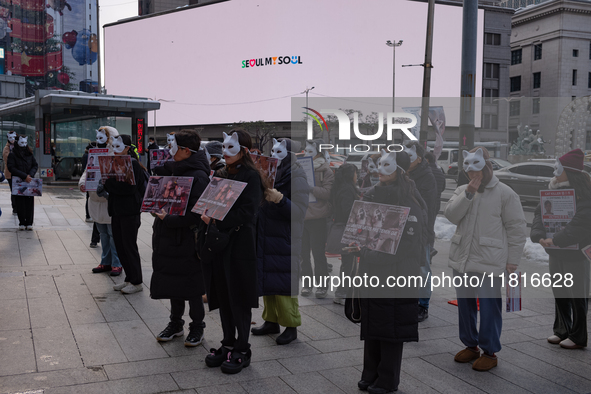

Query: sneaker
left=358, top=380, right=373, bottom=391
left=418, top=306, right=429, bottom=322
left=113, top=281, right=130, bottom=291
left=85, top=217, right=93, bottom=222
left=315, top=288, right=328, bottom=298
left=559, top=338, right=585, bottom=349
left=18, top=225, right=25, bottom=231
left=25, top=225, right=33, bottom=231
left=156, top=322, right=184, bottom=342
left=185, top=326, right=205, bottom=347
left=89, top=242, right=98, bottom=248
left=547, top=335, right=562, bottom=344
left=333, top=297, right=346, bottom=305
left=472, top=353, right=498, bottom=371
left=110, top=267, right=123, bottom=276
left=300, top=287, right=312, bottom=297
left=220, top=349, right=251, bottom=374
left=276, top=327, right=297, bottom=345
left=92, top=264, right=112, bottom=273
left=205, top=346, right=231, bottom=368
left=454, top=347, right=480, bottom=363
left=120, top=283, right=143, bottom=294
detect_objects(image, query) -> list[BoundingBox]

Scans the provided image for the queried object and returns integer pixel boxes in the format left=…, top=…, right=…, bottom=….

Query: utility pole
left=302, top=86, right=315, bottom=110
left=458, top=0, right=478, bottom=158
left=386, top=40, right=403, bottom=114
left=419, top=0, right=435, bottom=146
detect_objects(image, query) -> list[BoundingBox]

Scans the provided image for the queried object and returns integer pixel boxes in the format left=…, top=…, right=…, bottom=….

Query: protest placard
left=85, top=148, right=110, bottom=191
left=540, top=189, right=577, bottom=250
left=98, top=155, right=136, bottom=185
left=191, top=177, right=247, bottom=221
left=141, top=176, right=194, bottom=215
left=12, top=176, right=43, bottom=196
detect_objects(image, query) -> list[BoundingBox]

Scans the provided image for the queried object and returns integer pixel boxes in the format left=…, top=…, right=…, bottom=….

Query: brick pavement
left=0, top=183, right=590, bottom=393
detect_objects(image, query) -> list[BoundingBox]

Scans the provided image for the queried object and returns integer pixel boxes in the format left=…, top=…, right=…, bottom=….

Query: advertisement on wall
left=0, top=0, right=99, bottom=96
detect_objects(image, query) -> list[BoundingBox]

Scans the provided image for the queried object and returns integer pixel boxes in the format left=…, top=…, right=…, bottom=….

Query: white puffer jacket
left=79, top=171, right=111, bottom=224
left=444, top=176, right=527, bottom=276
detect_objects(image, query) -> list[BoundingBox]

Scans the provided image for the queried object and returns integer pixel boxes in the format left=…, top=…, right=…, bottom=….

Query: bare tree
left=234, top=120, right=277, bottom=153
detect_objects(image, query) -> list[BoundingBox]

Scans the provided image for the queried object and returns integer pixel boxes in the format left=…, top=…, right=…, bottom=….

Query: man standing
left=147, top=137, right=159, bottom=174
left=424, top=151, right=446, bottom=258
left=404, top=141, right=438, bottom=322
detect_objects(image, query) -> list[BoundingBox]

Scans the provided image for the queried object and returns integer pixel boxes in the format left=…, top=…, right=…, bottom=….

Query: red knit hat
left=559, top=149, right=585, bottom=172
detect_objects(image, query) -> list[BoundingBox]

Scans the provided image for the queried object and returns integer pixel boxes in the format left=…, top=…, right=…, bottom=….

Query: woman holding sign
left=199, top=129, right=266, bottom=374
left=7, top=136, right=38, bottom=230
left=531, top=148, right=591, bottom=349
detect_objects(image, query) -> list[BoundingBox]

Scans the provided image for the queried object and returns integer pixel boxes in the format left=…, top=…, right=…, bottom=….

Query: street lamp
left=386, top=40, right=403, bottom=113
left=302, top=86, right=315, bottom=110
left=153, top=97, right=175, bottom=140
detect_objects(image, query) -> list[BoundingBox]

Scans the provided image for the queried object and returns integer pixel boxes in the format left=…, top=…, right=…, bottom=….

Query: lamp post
left=493, top=96, right=524, bottom=147
left=302, top=86, right=315, bottom=110
left=153, top=97, right=175, bottom=140
left=386, top=40, right=403, bottom=114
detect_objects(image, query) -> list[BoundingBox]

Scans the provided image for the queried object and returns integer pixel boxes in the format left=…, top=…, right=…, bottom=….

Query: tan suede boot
left=472, top=353, right=498, bottom=371
left=454, top=347, right=481, bottom=363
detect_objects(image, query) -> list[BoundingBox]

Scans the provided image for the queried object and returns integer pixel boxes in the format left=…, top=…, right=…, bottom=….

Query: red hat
left=559, top=149, right=585, bottom=172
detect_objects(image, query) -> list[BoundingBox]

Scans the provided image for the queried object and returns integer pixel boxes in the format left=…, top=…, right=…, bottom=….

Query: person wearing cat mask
left=300, top=139, right=334, bottom=298
left=3, top=131, right=18, bottom=215
left=7, top=136, right=38, bottom=230
left=404, top=141, right=438, bottom=323
left=445, top=146, right=526, bottom=372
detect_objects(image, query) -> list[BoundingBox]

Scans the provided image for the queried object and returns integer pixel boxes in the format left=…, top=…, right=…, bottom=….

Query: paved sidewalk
left=0, top=183, right=590, bottom=394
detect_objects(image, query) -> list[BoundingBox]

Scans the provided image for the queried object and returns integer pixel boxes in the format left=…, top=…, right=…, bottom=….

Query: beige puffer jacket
left=304, top=160, right=334, bottom=220
left=444, top=176, right=527, bottom=276
left=79, top=171, right=111, bottom=224
left=3, top=143, right=13, bottom=179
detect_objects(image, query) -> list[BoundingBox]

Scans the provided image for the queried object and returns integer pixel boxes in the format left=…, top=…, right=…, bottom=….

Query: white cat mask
left=553, top=159, right=564, bottom=177
left=96, top=130, right=108, bottom=144
left=462, top=148, right=487, bottom=172
left=112, top=136, right=126, bottom=154
left=368, top=157, right=378, bottom=174
left=7, top=131, right=16, bottom=143
left=222, top=132, right=242, bottom=157
left=169, top=135, right=179, bottom=156
left=304, top=141, right=318, bottom=157
left=404, top=145, right=418, bottom=163
left=166, top=133, right=175, bottom=147
left=271, top=138, right=288, bottom=163
left=378, top=150, right=398, bottom=176
left=17, top=136, right=28, bottom=148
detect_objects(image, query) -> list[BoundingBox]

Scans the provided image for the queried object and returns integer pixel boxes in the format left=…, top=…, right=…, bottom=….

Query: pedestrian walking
left=445, top=146, right=527, bottom=371
left=104, top=134, right=147, bottom=295
left=199, top=129, right=266, bottom=374
left=252, top=138, right=309, bottom=345
left=7, top=136, right=38, bottom=230
left=531, top=148, right=591, bottom=349
left=3, top=131, right=18, bottom=215
left=150, top=130, right=211, bottom=347
left=79, top=170, right=122, bottom=276
left=404, top=142, right=438, bottom=322
left=355, top=150, right=424, bottom=393
left=300, top=139, right=334, bottom=298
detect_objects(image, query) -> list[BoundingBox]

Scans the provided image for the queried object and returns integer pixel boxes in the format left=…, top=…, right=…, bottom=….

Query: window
left=573, top=69, right=578, bottom=86
left=509, top=101, right=521, bottom=116
left=484, top=63, right=500, bottom=79
left=510, top=76, right=522, bottom=92
left=538, top=166, right=555, bottom=178
left=533, top=72, right=541, bottom=89
left=439, top=151, right=449, bottom=161
left=532, top=98, right=540, bottom=114
left=511, top=49, right=522, bottom=65
left=509, top=165, right=539, bottom=176
left=534, top=44, right=542, bottom=60
left=483, top=88, right=499, bottom=103
left=482, top=114, right=498, bottom=129
left=485, top=33, right=501, bottom=46
left=573, top=49, right=579, bottom=57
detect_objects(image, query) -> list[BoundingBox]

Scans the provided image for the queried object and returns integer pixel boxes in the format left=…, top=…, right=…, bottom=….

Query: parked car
left=436, top=148, right=459, bottom=173
left=494, top=161, right=591, bottom=202
left=447, top=158, right=512, bottom=176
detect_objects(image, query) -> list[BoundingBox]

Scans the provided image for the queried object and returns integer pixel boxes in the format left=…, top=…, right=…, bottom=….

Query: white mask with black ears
left=378, top=150, right=398, bottom=176
left=112, top=136, right=126, bottom=154
left=7, top=132, right=16, bottom=143
left=17, top=136, right=28, bottom=148
left=166, top=133, right=175, bottom=147
left=304, top=141, right=317, bottom=157
left=96, top=130, right=107, bottom=144
left=404, top=145, right=418, bottom=163
left=554, top=159, right=564, bottom=177
left=462, top=148, right=486, bottom=172
left=222, top=132, right=241, bottom=157
left=271, top=138, right=288, bottom=163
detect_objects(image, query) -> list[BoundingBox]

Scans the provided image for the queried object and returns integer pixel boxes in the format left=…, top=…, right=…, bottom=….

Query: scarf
left=313, top=157, right=326, bottom=170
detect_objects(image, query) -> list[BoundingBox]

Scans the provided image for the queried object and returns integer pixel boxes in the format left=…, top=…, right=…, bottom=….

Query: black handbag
left=203, top=221, right=231, bottom=253
left=344, top=256, right=362, bottom=323
left=325, top=221, right=346, bottom=255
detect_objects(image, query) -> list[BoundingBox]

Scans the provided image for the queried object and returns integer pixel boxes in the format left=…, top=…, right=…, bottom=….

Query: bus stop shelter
left=0, top=90, right=160, bottom=181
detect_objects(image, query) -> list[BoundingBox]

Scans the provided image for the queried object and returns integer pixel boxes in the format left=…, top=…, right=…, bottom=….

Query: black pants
left=301, top=218, right=329, bottom=286
left=362, top=340, right=404, bottom=391
left=213, top=261, right=252, bottom=352
left=111, top=214, right=142, bottom=285
left=85, top=192, right=90, bottom=219
left=170, top=298, right=206, bottom=330
left=14, top=196, right=34, bottom=226
left=550, top=257, right=590, bottom=346
left=91, top=223, right=100, bottom=244
left=7, top=178, right=17, bottom=213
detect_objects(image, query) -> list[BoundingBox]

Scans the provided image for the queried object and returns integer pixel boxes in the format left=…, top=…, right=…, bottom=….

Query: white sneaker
left=547, top=335, right=562, bottom=344
left=113, top=282, right=130, bottom=291
left=121, top=283, right=143, bottom=294
left=25, top=226, right=33, bottom=231
left=85, top=218, right=94, bottom=223
left=18, top=225, right=25, bottom=231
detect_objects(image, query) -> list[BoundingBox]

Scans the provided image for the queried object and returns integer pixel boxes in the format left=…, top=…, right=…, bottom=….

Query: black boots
left=251, top=321, right=280, bottom=335
left=276, top=327, right=297, bottom=345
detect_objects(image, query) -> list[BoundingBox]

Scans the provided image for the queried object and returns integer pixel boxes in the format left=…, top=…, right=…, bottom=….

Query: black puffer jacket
left=7, top=146, right=38, bottom=180
left=332, top=182, right=360, bottom=224
left=104, top=158, right=146, bottom=217
left=428, top=162, right=446, bottom=199
left=408, top=160, right=438, bottom=245
left=150, top=151, right=211, bottom=300
left=358, top=180, right=422, bottom=343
